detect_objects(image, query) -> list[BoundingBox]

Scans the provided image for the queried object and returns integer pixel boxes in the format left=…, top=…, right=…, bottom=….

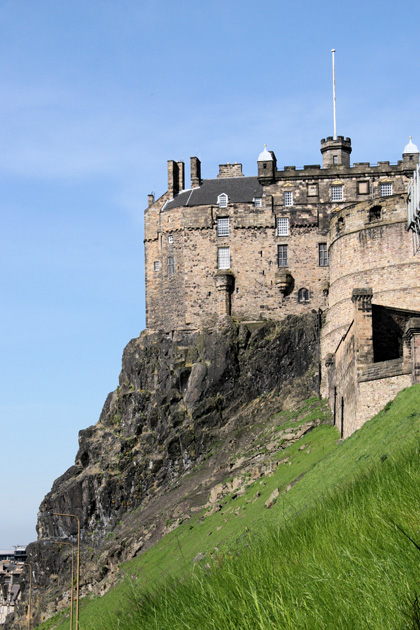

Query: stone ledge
left=358, top=357, right=410, bottom=383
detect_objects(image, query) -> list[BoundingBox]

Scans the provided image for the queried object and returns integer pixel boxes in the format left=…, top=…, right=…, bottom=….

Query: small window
left=319, top=243, right=328, bottom=267
left=217, top=217, right=230, bottom=237
left=278, top=244, right=288, bottom=267
left=380, top=183, right=393, bottom=197
left=218, top=247, right=230, bottom=269
left=167, top=256, right=175, bottom=275
left=333, top=155, right=338, bottom=165
left=168, top=234, right=174, bottom=244
left=358, top=181, right=370, bottom=195
left=277, top=217, right=289, bottom=236
left=298, top=288, right=310, bottom=303
left=336, top=216, right=345, bottom=234
left=331, top=185, right=343, bottom=201
left=253, top=197, right=263, bottom=208
left=307, top=183, right=318, bottom=197
left=154, top=261, right=160, bottom=272
left=284, top=191, right=293, bottom=207
left=217, top=193, right=228, bottom=208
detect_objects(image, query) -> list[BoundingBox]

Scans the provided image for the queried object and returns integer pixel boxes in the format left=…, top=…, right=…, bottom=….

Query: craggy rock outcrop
left=37, top=314, right=320, bottom=544
left=13, top=313, right=320, bottom=628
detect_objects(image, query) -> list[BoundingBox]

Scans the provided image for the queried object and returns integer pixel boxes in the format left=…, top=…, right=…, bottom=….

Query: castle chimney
left=190, top=157, right=201, bottom=188
left=177, top=161, right=185, bottom=192
left=217, top=163, right=243, bottom=178
left=321, top=136, right=352, bottom=168
left=168, top=160, right=179, bottom=198
left=167, top=160, right=185, bottom=198
left=147, top=193, right=155, bottom=207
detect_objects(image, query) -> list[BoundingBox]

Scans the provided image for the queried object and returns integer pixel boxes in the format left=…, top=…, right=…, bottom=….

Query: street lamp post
left=38, top=512, right=81, bottom=630
left=22, top=562, right=32, bottom=630
left=52, top=541, right=74, bottom=630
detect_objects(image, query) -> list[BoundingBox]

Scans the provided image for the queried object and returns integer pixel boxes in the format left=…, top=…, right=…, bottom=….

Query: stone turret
left=320, top=136, right=352, bottom=168
left=257, top=145, right=276, bottom=184
left=402, top=137, right=419, bottom=167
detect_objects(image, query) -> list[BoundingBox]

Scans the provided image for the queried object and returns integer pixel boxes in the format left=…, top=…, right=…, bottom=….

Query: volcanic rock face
left=37, top=314, right=320, bottom=545
left=11, top=314, right=320, bottom=628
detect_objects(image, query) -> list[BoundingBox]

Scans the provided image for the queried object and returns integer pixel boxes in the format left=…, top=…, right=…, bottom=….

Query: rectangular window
left=331, top=185, right=343, bottom=201
left=253, top=197, right=263, bottom=208
left=218, top=247, right=230, bottom=269
left=278, top=244, right=288, bottom=267
left=167, top=256, right=175, bottom=275
left=217, top=217, right=230, bottom=237
left=277, top=217, right=289, bottom=236
left=357, top=181, right=370, bottom=195
left=154, top=261, right=160, bottom=272
left=168, top=234, right=174, bottom=244
left=380, top=183, right=393, bottom=197
left=319, top=243, right=329, bottom=267
left=284, top=191, right=293, bottom=207
left=307, top=183, right=318, bottom=197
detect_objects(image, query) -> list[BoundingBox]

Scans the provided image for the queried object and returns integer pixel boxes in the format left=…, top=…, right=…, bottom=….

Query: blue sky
left=1, top=0, right=419, bottom=548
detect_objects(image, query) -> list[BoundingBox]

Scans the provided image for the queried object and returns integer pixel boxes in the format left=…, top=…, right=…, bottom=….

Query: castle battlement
left=143, top=132, right=420, bottom=438
left=144, top=135, right=419, bottom=336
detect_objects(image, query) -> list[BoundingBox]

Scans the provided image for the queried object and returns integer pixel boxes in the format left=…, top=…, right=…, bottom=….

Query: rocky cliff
left=10, top=313, right=321, bottom=628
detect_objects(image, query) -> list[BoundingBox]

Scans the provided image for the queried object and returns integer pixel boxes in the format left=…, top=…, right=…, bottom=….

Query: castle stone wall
left=321, top=194, right=420, bottom=365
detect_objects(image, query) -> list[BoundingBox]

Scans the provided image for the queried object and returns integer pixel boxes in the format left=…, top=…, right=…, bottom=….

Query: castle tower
left=402, top=137, right=419, bottom=167
left=320, top=136, right=352, bottom=168
left=257, top=145, right=276, bottom=183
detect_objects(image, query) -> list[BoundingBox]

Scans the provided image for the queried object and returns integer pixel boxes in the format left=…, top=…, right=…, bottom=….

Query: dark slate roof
left=164, top=176, right=263, bottom=210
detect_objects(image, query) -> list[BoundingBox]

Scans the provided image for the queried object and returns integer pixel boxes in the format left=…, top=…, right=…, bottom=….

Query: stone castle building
left=144, top=135, right=420, bottom=437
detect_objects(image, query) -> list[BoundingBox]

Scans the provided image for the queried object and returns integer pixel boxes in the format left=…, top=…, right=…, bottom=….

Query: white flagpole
left=331, top=48, right=337, bottom=140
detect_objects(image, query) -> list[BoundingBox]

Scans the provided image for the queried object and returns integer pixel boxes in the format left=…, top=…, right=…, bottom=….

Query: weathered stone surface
left=10, top=314, right=320, bottom=629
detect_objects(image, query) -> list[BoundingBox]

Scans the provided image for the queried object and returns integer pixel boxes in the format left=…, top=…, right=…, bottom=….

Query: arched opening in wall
left=372, top=305, right=405, bottom=362
left=340, top=397, right=344, bottom=439
left=336, top=217, right=345, bottom=234
left=298, top=288, right=310, bottom=304
left=368, top=205, right=382, bottom=222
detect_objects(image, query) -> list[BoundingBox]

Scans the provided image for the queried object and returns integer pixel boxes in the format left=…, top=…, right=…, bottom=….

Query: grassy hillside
left=36, top=386, right=420, bottom=629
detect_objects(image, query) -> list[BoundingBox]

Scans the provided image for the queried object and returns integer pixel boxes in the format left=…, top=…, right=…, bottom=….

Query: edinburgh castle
left=144, top=135, right=420, bottom=439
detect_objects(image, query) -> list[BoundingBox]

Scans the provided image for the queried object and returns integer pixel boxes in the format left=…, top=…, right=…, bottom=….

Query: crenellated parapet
left=144, top=134, right=419, bottom=336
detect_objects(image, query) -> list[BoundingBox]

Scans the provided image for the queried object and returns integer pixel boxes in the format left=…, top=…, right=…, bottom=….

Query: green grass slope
left=37, top=385, right=420, bottom=629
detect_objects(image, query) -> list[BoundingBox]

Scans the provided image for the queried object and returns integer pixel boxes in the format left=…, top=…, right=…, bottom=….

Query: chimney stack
left=190, top=157, right=201, bottom=188
left=167, top=160, right=185, bottom=198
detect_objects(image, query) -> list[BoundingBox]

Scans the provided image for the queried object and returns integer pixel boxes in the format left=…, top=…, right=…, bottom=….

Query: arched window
left=217, top=193, right=228, bottom=208
left=298, top=288, right=310, bottom=304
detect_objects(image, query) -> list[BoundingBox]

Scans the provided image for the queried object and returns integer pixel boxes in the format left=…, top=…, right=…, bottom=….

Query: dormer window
left=218, top=193, right=228, bottom=208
